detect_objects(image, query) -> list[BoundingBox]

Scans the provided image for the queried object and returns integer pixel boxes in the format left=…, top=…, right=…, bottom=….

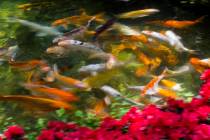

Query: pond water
left=0, top=0, right=210, bottom=131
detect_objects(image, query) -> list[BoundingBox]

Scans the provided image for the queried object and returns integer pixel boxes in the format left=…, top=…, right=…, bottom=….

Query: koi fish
left=53, top=65, right=89, bottom=89
left=0, top=95, right=73, bottom=110
left=164, top=30, right=197, bottom=53
left=120, top=34, right=151, bottom=44
left=160, top=79, right=183, bottom=91
left=8, top=18, right=62, bottom=37
left=148, top=16, right=206, bottom=29
left=113, top=23, right=141, bottom=35
left=17, top=2, right=54, bottom=11
left=58, top=39, right=104, bottom=53
left=111, top=43, right=137, bottom=56
left=78, top=63, right=107, bottom=75
left=23, top=83, right=79, bottom=102
left=100, top=85, right=144, bottom=107
left=117, top=8, right=159, bottom=19
left=82, top=69, right=119, bottom=88
left=135, top=66, right=149, bottom=77
left=82, top=52, right=115, bottom=66
left=92, top=18, right=116, bottom=40
left=0, top=45, right=19, bottom=64
left=78, top=59, right=123, bottom=75
left=190, top=57, right=210, bottom=73
left=9, top=59, right=50, bottom=72
left=142, top=30, right=197, bottom=53
left=145, top=44, right=179, bottom=66
left=137, top=52, right=161, bottom=71
left=46, top=43, right=104, bottom=57
left=53, top=17, right=95, bottom=43
left=52, top=11, right=105, bottom=28
left=127, top=85, right=145, bottom=91
left=46, top=46, right=68, bottom=57
left=157, top=88, right=177, bottom=99
left=127, top=84, right=177, bottom=99
left=141, top=68, right=168, bottom=96
left=141, top=30, right=171, bottom=44
left=88, top=99, right=109, bottom=118
left=166, top=64, right=193, bottom=77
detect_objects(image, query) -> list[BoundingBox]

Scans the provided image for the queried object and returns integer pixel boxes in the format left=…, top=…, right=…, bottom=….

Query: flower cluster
left=0, top=125, right=25, bottom=140
left=1, top=69, right=210, bottom=140
left=37, top=121, right=94, bottom=140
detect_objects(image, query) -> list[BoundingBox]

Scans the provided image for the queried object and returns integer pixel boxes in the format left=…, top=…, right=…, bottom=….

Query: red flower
left=200, top=82, right=210, bottom=99
left=47, top=121, right=68, bottom=131
left=37, top=130, right=55, bottom=140
left=200, top=69, right=210, bottom=81
left=196, top=106, right=210, bottom=120
left=4, top=125, right=25, bottom=140
left=190, top=124, right=210, bottom=140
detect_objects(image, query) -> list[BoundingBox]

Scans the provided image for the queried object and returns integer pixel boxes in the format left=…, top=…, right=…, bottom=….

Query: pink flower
left=4, top=125, right=25, bottom=140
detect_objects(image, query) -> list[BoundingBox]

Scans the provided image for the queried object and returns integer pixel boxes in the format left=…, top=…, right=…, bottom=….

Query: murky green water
left=0, top=0, right=210, bottom=130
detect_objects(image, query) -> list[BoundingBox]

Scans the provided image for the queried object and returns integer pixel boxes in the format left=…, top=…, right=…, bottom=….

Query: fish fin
left=62, top=24, right=68, bottom=29
left=6, top=17, right=18, bottom=23
left=188, top=49, right=200, bottom=55
left=44, top=71, right=55, bottom=82
left=104, top=96, right=111, bottom=105
left=195, top=15, right=207, bottom=23
left=53, top=64, right=59, bottom=76
left=94, top=12, right=106, bottom=23
left=36, top=32, right=47, bottom=37
left=91, top=71, right=98, bottom=76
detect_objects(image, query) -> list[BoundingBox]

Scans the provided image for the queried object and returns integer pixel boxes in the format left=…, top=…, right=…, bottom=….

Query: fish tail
left=145, top=20, right=164, bottom=25
left=52, top=64, right=60, bottom=78
left=6, top=17, right=18, bottom=23
left=188, top=49, right=200, bottom=55
left=195, top=15, right=207, bottom=23
left=94, top=12, right=106, bottom=23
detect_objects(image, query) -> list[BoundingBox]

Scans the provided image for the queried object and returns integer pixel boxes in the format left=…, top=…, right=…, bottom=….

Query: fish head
left=58, top=40, right=75, bottom=47
left=52, top=20, right=66, bottom=26
left=46, top=46, right=66, bottom=56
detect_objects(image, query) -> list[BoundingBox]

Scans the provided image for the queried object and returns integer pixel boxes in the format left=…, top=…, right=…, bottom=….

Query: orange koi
left=53, top=65, right=89, bottom=89
left=135, top=66, right=148, bottom=77
left=190, top=57, right=210, bottom=73
left=146, top=44, right=179, bottom=66
left=111, top=44, right=137, bottom=56
left=23, top=83, right=79, bottom=102
left=0, top=95, right=73, bottom=110
left=141, top=68, right=167, bottom=96
left=137, top=52, right=161, bottom=71
left=120, top=34, right=151, bottom=44
left=157, top=88, right=177, bottom=99
left=88, top=99, right=109, bottom=118
left=52, top=11, right=105, bottom=28
left=148, top=16, right=206, bottom=29
left=9, top=59, right=50, bottom=72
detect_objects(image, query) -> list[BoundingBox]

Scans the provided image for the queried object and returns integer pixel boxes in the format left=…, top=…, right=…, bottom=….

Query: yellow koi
left=117, top=8, right=159, bottom=19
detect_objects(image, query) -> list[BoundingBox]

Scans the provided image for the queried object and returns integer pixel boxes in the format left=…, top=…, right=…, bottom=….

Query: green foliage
left=52, top=109, right=100, bottom=128
left=0, top=0, right=26, bottom=47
